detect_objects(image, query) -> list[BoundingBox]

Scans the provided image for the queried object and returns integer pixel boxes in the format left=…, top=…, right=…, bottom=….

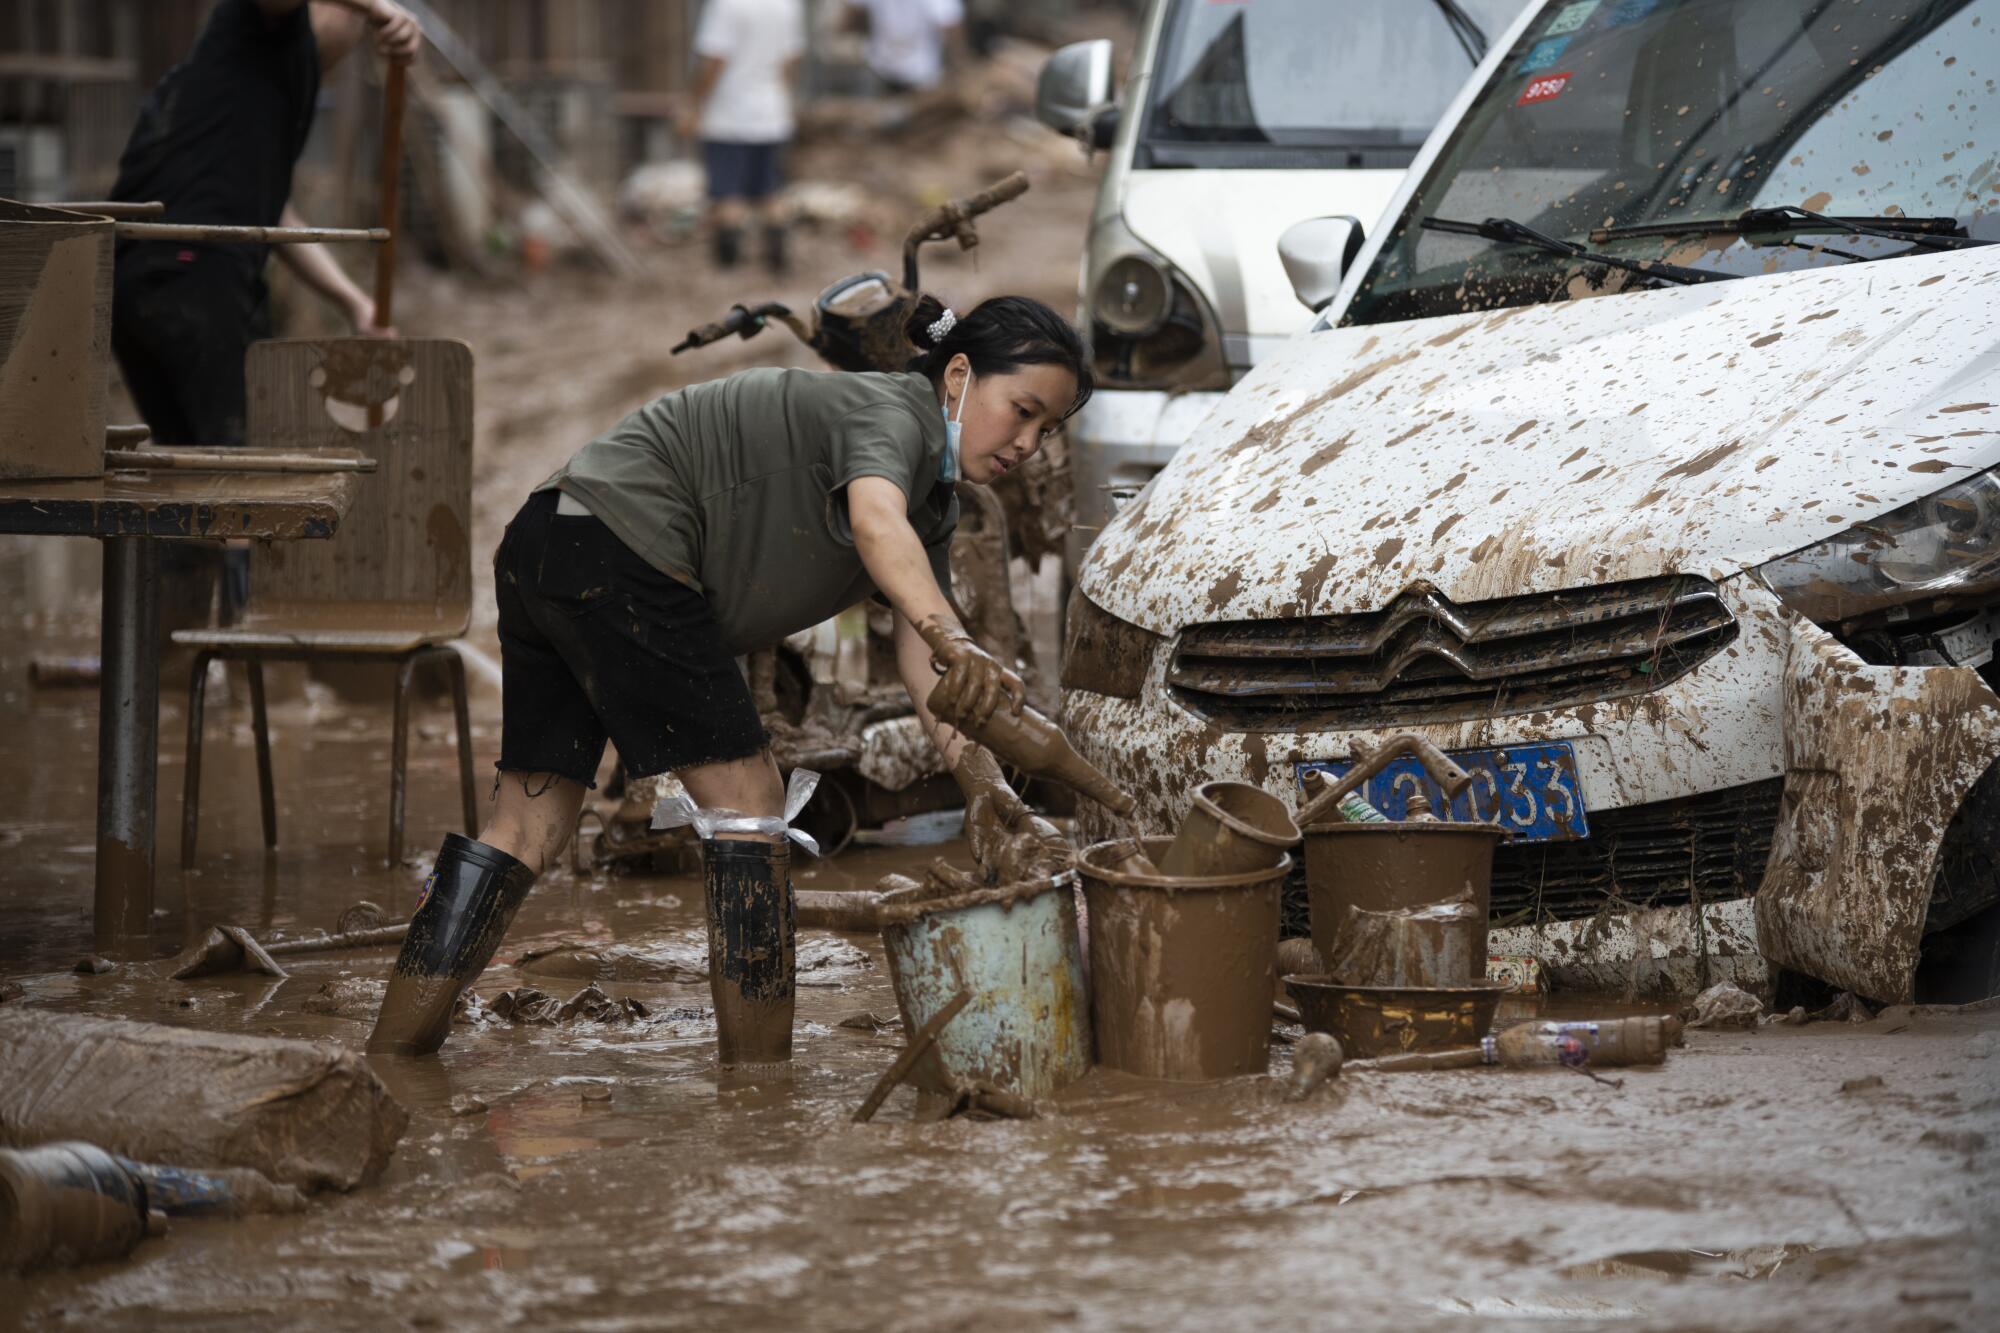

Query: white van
left=1036, top=0, right=1531, bottom=571
left=1062, top=0, right=2000, bottom=1005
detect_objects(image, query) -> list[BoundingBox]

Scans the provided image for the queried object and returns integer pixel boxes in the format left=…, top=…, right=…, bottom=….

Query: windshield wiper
left=1428, top=0, right=1489, bottom=65
left=1420, top=215, right=1739, bottom=286
left=1591, top=207, right=1992, bottom=251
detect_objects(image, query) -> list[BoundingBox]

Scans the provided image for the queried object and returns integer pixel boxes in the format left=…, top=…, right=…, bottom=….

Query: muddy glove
left=954, top=747, right=1071, bottom=883
left=919, top=615, right=1026, bottom=732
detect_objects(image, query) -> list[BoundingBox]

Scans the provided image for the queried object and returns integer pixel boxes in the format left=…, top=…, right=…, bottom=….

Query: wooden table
left=0, top=460, right=361, bottom=953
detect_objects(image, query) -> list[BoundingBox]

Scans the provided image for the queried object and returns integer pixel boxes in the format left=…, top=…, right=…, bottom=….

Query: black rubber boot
left=712, top=224, right=743, bottom=268
left=367, top=834, right=536, bottom=1056
left=701, top=837, right=795, bottom=1066
left=761, top=223, right=789, bottom=278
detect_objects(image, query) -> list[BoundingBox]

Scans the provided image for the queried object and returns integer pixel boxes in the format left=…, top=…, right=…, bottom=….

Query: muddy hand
left=955, top=747, right=1069, bottom=881
left=918, top=615, right=1025, bottom=730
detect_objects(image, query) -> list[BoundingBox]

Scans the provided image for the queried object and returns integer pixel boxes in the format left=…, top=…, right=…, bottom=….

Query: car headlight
left=1754, top=467, right=2000, bottom=626
left=1061, top=592, right=1162, bottom=699
left=1085, top=221, right=1229, bottom=392
left=1093, top=255, right=1171, bottom=337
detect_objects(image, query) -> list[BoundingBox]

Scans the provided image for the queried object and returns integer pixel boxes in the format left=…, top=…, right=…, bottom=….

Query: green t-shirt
left=538, top=367, right=955, bottom=654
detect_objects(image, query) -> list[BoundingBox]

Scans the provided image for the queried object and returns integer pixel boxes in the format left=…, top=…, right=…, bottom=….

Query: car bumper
left=1062, top=577, right=2000, bottom=1000
left=1066, top=388, right=1230, bottom=574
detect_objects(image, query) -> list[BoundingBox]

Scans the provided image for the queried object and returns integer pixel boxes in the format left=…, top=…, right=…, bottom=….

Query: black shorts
left=494, top=491, right=768, bottom=787
left=701, top=139, right=786, bottom=202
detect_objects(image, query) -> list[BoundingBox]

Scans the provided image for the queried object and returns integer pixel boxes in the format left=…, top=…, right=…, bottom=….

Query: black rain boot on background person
left=702, top=837, right=796, bottom=1066
left=762, top=222, right=789, bottom=277
left=367, top=834, right=537, bottom=1056
left=712, top=224, right=743, bottom=268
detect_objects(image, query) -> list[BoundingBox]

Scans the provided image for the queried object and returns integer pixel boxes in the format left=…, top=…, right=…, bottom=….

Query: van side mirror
left=1278, top=216, right=1365, bottom=313
left=1037, top=40, right=1114, bottom=137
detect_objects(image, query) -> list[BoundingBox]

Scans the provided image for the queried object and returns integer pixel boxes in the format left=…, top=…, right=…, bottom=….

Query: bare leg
left=479, top=770, right=589, bottom=874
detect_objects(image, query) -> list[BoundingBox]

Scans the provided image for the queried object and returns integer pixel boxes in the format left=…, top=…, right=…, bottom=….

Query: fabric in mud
left=537, top=366, right=956, bottom=655
left=494, top=491, right=768, bottom=785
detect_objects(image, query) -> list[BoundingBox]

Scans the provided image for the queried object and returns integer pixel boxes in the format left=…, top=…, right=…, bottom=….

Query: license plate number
left=1296, top=741, right=1589, bottom=843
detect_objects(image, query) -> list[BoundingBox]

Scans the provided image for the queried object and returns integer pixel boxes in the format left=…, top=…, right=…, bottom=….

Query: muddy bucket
left=1079, top=837, right=1288, bottom=1082
left=1284, top=975, right=1510, bottom=1058
left=1302, top=821, right=1503, bottom=980
left=878, top=872, right=1092, bottom=1101
left=1158, top=781, right=1301, bottom=878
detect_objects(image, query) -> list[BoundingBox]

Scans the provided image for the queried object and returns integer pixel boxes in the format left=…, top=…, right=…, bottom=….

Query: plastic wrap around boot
left=702, top=837, right=796, bottom=1067
left=367, top=834, right=536, bottom=1056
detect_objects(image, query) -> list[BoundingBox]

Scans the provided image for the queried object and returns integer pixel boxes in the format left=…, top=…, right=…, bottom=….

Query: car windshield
left=1140, top=0, right=1532, bottom=169
left=1344, top=0, right=2000, bottom=325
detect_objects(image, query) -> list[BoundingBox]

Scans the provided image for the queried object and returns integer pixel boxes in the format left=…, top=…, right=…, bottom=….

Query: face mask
left=940, top=368, right=971, bottom=483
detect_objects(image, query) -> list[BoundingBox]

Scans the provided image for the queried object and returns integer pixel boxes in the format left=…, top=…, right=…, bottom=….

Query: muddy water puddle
left=4, top=576, right=1998, bottom=1327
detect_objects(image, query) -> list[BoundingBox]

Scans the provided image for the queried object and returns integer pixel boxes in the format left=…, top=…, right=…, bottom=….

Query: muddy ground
left=3, top=108, right=1998, bottom=1331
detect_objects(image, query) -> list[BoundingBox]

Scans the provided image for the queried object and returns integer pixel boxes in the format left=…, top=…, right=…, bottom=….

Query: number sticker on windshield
left=1516, top=71, right=1573, bottom=107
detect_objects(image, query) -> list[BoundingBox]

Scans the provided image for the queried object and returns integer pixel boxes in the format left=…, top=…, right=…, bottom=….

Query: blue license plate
left=1297, top=741, right=1589, bottom=843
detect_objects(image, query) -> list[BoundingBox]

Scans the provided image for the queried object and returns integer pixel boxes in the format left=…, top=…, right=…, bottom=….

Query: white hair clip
left=927, top=308, right=957, bottom=342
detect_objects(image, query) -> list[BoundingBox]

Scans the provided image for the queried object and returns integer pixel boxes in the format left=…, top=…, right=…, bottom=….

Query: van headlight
left=1754, top=468, right=2000, bottom=626
left=1086, top=223, right=1228, bottom=392
left=1061, top=593, right=1162, bottom=699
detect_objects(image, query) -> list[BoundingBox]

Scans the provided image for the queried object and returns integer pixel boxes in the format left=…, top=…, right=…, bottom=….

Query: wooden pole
left=112, top=223, right=389, bottom=245
left=375, top=60, right=407, bottom=331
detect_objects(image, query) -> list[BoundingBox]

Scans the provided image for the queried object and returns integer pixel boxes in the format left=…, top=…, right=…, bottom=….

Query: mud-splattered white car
left=1062, top=0, right=2000, bottom=1003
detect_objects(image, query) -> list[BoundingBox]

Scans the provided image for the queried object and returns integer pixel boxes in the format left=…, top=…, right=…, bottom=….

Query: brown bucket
left=1079, top=837, right=1288, bottom=1082
left=1324, top=895, right=1482, bottom=988
left=1158, top=780, right=1301, bottom=878
left=1302, top=821, right=1503, bottom=980
left=0, top=200, right=112, bottom=480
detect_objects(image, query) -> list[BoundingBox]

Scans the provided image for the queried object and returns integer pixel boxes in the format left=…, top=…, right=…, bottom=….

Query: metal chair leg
left=246, top=658, right=276, bottom=850
left=388, top=653, right=419, bottom=865
left=180, top=651, right=214, bottom=869
left=444, top=647, right=479, bottom=836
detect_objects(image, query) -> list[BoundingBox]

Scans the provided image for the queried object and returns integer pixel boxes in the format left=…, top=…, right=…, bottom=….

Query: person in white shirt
left=681, top=0, right=807, bottom=272
left=843, top=0, right=963, bottom=93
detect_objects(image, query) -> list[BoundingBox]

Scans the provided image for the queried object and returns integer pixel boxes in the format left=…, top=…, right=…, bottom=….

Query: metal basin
left=1283, top=974, right=1511, bottom=1057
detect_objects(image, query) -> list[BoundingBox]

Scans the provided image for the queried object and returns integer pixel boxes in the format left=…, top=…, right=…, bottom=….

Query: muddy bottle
left=929, top=688, right=1136, bottom=819
left=1364, top=1015, right=1680, bottom=1071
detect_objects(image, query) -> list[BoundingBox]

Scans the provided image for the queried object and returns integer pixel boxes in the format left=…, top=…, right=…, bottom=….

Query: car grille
left=1276, top=778, right=1783, bottom=938
left=1169, top=576, right=1738, bottom=730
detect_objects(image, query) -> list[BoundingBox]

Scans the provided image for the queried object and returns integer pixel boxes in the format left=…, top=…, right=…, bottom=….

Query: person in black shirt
left=109, top=0, right=418, bottom=625
left=109, top=0, right=419, bottom=449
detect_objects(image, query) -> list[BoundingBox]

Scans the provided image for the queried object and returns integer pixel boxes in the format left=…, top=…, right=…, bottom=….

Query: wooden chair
left=176, top=338, right=479, bottom=866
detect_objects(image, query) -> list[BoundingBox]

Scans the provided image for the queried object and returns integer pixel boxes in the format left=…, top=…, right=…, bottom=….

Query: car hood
left=1081, top=246, right=2000, bottom=635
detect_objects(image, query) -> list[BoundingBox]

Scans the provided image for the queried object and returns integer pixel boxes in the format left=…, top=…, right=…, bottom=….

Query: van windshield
left=1140, top=0, right=1532, bottom=169
left=1344, top=0, right=2000, bottom=326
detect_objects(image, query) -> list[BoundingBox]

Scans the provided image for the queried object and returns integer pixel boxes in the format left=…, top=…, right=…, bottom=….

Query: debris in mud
left=515, top=933, right=871, bottom=984
left=1840, top=1074, right=1886, bottom=1094
left=1685, top=981, right=1764, bottom=1029
left=1812, top=992, right=1877, bottom=1024
left=838, top=1010, right=902, bottom=1033
left=0, top=1010, right=405, bottom=1191
left=72, top=956, right=117, bottom=975
left=447, top=1094, right=488, bottom=1118
left=0, top=981, right=21, bottom=1004
left=303, top=977, right=387, bottom=1018
left=580, top=1084, right=614, bottom=1105
left=487, top=984, right=651, bottom=1026
left=1285, top=1032, right=1344, bottom=1102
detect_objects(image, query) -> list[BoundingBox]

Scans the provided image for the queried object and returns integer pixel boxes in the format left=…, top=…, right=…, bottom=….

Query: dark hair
left=905, top=294, right=1093, bottom=420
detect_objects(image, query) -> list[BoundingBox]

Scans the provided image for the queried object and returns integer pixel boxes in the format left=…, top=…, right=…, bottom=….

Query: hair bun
left=904, top=292, right=949, bottom=350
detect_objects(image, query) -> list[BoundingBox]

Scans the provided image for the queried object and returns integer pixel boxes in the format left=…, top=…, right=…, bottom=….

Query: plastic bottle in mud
left=1334, top=791, right=1389, bottom=823
left=1484, top=1016, right=1678, bottom=1068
